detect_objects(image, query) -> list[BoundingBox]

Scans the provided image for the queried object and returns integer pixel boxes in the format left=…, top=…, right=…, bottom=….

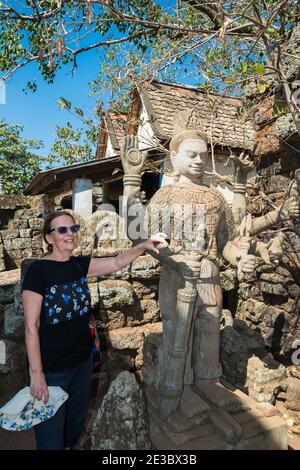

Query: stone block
left=88, top=282, right=99, bottom=309
left=286, top=380, right=300, bottom=412
left=101, top=264, right=131, bottom=280
left=4, top=303, right=24, bottom=337
left=233, top=320, right=266, bottom=356
left=99, top=280, right=135, bottom=308
left=31, top=236, right=43, bottom=249
left=91, top=371, right=151, bottom=450
left=0, top=340, right=5, bottom=365
left=8, top=219, right=29, bottom=230
left=100, top=310, right=126, bottom=330
left=237, top=299, right=267, bottom=324
left=101, top=299, right=160, bottom=330
left=0, top=228, right=19, bottom=239
left=260, top=273, right=289, bottom=298
left=263, top=306, right=288, bottom=338
left=275, top=114, right=297, bottom=139
left=0, top=339, right=27, bottom=374
left=28, top=218, right=43, bottom=230
left=7, top=250, right=22, bottom=260
left=131, top=255, right=160, bottom=279
left=0, top=260, right=5, bottom=272
left=246, top=354, right=286, bottom=385
left=139, top=299, right=160, bottom=324
left=3, top=239, right=13, bottom=250
left=286, top=282, right=300, bottom=300
left=108, top=326, right=145, bottom=351
left=21, top=249, right=34, bottom=259
left=11, top=238, right=32, bottom=250
left=31, top=250, right=44, bottom=260
left=220, top=269, right=237, bottom=291
left=19, top=229, right=32, bottom=238
left=15, top=209, right=32, bottom=219
left=0, top=284, right=14, bottom=304
left=131, top=281, right=157, bottom=300
left=0, top=269, right=20, bottom=288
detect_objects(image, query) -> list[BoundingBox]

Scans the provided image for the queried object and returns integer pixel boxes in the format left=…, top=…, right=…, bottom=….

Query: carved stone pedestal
left=143, top=332, right=288, bottom=450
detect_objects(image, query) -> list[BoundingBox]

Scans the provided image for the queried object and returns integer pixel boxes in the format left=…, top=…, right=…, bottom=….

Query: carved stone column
left=158, top=257, right=198, bottom=418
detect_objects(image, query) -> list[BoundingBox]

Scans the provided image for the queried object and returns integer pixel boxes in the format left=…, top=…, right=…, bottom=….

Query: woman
left=21, top=210, right=166, bottom=450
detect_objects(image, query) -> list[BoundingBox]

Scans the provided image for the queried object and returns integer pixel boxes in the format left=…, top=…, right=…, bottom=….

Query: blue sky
left=0, top=48, right=103, bottom=157
left=0, top=0, right=199, bottom=161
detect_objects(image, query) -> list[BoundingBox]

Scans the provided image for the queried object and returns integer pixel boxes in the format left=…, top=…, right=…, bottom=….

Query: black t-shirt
left=22, top=256, right=93, bottom=372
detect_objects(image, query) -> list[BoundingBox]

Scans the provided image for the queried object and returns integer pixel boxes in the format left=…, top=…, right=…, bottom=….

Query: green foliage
left=1, top=1, right=300, bottom=127
left=47, top=121, right=97, bottom=168
left=0, top=120, right=45, bottom=194
left=1, top=0, right=299, bottom=90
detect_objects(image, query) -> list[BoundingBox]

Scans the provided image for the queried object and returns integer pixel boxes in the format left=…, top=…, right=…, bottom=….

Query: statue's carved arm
left=228, top=152, right=254, bottom=227
left=248, top=169, right=300, bottom=236
left=222, top=215, right=260, bottom=273
left=145, top=240, right=204, bottom=279
left=121, top=135, right=148, bottom=198
left=121, top=136, right=148, bottom=245
left=250, top=196, right=300, bottom=236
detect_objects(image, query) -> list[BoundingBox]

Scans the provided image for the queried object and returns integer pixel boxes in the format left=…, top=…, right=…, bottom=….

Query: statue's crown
left=170, top=110, right=207, bottom=152
left=173, top=109, right=206, bottom=134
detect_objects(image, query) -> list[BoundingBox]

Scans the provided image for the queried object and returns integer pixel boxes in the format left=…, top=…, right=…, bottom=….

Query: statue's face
left=171, top=138, right=209, bottom=179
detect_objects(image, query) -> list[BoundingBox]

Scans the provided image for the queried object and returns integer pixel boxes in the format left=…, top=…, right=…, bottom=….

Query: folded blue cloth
left=0, top=386, right=68, bottom=431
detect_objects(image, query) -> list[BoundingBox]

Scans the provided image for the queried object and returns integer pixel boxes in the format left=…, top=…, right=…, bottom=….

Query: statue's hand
left=250, top=241, right=271, bottom=264
left=238, top=254, right=260, bottom=273
left=266, top=232, right=286, bottom=264
left=127, top=187, right=147, bottom=206
left=178, top=254, right=202, bottom=279
left=279, top=196, right=300, bottom=220
left=229, top=152, right=254, bottom=182
left=121, top=135, right=148, bottom=176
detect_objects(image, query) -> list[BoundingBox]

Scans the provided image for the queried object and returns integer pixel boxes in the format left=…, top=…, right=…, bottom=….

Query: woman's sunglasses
left=48, top=224, right=80, bottom=235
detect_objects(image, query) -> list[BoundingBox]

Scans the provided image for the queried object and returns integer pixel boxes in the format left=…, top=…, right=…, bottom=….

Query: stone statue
left=121, top=123, right=300, bottom=440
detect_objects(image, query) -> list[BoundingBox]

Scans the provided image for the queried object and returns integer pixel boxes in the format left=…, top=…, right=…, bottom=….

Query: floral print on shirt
left=43, top=276, right=91, bottom=325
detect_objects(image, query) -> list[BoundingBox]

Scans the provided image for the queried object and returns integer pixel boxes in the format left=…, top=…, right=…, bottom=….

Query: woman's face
left=45, top=214, right=78, bottom=254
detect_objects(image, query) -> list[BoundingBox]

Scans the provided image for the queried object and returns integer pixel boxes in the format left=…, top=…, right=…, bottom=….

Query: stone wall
left=219, top=174, right=300, bottom=433
left=0, top=185, right=103, bottom=272
left=0, top=195, right=44, bottom=271
left=0, top=195, right=29, bottom=230
left=0, top=269, right=27, bottom=397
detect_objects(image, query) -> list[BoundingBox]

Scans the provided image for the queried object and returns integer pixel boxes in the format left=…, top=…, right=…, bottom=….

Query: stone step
left=148, top=383, right=288, bottom=450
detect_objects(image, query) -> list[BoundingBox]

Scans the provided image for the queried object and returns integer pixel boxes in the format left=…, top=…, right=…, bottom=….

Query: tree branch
left=1, top=3, right=65, bottom=22
left=183, top=1, right=222, bottom=29
left=67, top=29, right=152, bottom=57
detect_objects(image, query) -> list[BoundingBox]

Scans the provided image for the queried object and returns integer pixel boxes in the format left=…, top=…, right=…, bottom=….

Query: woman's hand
left=30, top=370, right=49, bottom=404
left=142, top=232, right=168, bottom=254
